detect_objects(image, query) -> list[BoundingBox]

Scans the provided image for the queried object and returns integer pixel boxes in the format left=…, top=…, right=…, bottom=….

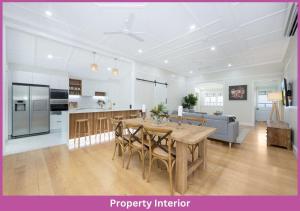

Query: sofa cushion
left=206, top=119, right=228, bottom=136
left=170, top=110, right=239, bottom=143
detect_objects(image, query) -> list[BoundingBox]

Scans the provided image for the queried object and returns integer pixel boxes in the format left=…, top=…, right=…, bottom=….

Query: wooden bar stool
left=129, top=114, right=138, bottom=119
left=114, top=115, right=123, bottom=120
left=74, top=119, right=91, bottom=146
left=96, top=117, right=110, bottom=142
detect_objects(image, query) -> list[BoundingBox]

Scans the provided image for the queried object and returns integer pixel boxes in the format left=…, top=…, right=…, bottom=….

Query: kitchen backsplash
left=69, top=96, right=106, bottom=109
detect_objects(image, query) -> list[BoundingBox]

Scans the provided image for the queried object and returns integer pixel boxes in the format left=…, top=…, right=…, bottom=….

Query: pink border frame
left=0, top=0, right=299, bottom=210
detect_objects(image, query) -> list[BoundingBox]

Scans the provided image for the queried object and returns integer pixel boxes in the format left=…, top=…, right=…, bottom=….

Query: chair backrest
left=143, top=126, right=174, bottom=157
left=183, top=116, right=207, bottom=126
left=111, top=118, right=123, bottom=138
left=123, top=122, right=143, bottom=144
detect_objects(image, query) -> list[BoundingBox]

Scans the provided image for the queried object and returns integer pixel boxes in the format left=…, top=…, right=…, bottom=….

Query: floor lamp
left=267, top=92, right=282, bottom=121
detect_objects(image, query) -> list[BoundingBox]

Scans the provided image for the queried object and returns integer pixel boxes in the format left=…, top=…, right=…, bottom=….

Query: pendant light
left=112, top=58, right=119, bottom=76
left=90, top=52, right=98, bottom=72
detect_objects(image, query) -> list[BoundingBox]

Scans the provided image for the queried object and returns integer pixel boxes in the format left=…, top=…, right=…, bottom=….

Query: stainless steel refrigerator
left=12, top=83, right=50, bottom=138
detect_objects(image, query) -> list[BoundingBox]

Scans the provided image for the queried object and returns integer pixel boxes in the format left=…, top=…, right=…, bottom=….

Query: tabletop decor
left=150, top=103, right=169, bottom=124
left=182, top=93, right=198, bottom=111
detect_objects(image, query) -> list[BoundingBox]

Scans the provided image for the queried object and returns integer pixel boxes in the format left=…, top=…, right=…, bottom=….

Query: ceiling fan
left=103, top=14, right=145, bottom=42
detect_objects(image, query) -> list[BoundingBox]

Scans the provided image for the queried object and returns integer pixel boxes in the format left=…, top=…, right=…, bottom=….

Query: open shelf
left=69, top=79, right=82, bottom=96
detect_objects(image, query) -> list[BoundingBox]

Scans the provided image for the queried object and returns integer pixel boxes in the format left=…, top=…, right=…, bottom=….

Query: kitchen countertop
left=69, top=108, right=141, bottom=114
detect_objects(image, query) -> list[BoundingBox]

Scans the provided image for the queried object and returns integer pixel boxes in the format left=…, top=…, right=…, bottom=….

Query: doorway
left=254, top=80, right=280, bottom=122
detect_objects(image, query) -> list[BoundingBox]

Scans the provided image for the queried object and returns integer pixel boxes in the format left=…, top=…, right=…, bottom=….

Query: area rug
left=236, top=127, right=252, bottom=144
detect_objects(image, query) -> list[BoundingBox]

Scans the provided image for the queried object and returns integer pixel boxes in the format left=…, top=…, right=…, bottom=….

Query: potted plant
left=150, top=103, right=169, bottom=124
left=182, top=93, right=198, bottom=112
left=97, top=99, right=105, bottom=109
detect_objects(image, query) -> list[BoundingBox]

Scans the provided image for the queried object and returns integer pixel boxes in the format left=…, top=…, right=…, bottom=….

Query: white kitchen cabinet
left=82, top=79, right=95, bottom=96
left=82, top=80, right=93, bottom=96
left=61, top=111, right=69, bottom=135
left=50, top=113, right=63, bottom=132
left=51, top=75, right=68, bottom=89
left=81, top=79, right=108, bottom=96
left=12, top=70, right=33, bottom=84
left=13, top=70, right=68, bottom=89
left=50, top=111, right=69, bottom=143
left=32, top=72, right=50, bottom=86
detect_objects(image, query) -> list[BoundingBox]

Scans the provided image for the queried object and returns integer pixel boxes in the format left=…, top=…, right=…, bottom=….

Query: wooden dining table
left=122, top=118, right=216, bottom=194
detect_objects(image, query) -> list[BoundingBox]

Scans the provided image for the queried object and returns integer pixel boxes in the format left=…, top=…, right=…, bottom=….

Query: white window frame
left=203, top=91, right=223, bottom=106
left=257, top=90, right=273, bottom=108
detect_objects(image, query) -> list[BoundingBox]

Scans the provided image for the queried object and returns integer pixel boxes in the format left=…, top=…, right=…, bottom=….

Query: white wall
left=282, top=34, right=297, bottom=153
left=69, top=79, right=132, bottom=110
left=69, top=62, right=187, bottom=112
left=187, top=63, right=283, bottom=126
left=134, top=62, right=186, bottom=112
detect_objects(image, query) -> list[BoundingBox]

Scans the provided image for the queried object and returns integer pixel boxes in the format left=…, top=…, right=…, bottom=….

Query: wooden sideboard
left=267, top=121, right=292, bottom=150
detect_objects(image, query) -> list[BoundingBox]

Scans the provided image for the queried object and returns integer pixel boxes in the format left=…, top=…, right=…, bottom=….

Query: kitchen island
left=69, top=108, right=141, bottom=139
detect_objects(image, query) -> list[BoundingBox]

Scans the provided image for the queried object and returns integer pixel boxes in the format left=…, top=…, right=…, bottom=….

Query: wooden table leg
left=197, top=138, right=207, bottom=169
left=203, top=138, right=207, bottom=169
left=175, top=141, right=188, bottom=194
left=198, top=141, right=202, bottom=159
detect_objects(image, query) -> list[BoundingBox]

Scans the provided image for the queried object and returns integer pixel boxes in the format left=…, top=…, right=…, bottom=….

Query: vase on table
left=153, top=116, right=162, bottom=125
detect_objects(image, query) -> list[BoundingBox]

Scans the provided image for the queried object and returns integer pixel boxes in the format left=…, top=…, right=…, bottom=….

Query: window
left=257, top=90, right=273, bottom=108
left=204, top=92, right=223, bottom=106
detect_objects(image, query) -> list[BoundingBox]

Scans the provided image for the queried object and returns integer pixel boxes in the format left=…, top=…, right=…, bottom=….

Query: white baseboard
left=293, top=144, right=297, bottom=158
left=239, top=122, right=255, bottom=127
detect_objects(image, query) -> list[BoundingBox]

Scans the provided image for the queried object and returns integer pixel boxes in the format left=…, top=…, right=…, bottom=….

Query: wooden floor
left=3, top=123, right=297, bottom=195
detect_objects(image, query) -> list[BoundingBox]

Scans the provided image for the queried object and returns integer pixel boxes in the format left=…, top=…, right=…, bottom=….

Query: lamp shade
left=91, top=63, right=98, bottom=72
left=112, top=68, right=119, bottom=76
left=267, top=92, right=282, bottom=102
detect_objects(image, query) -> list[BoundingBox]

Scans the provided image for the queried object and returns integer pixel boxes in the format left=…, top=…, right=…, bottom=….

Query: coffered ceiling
left=4, top=2, right=292, bottom=76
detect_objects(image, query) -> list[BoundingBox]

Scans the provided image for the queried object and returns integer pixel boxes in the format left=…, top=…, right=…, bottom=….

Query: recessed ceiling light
left=45, top=11, right=53, bottom=17
left=210, top=46, right=216, bottom=51
left=228, top=63, right=232, bottom=67
left=138, top=49, right=143, bottom=53
left=189, top=71, right=193, bottom=74
left=107, top=67, right=112, bottom=71
left=47, top=54, right=53, bottom=59
left=190, top=24, right=196, bottom=30
left=164, top=60, right=169, bottom=64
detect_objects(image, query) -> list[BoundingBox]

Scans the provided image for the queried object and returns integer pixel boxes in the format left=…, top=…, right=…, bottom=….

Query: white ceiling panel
left=4, top=2, right=293, bottom=76
left=233, top=2, right=288, bottom=26
left=35, top=37, right=73, bottom=70
left=6, top=28, right=35, bottom=65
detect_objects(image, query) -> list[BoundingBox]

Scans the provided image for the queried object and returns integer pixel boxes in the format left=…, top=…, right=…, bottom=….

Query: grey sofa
left=171, top=111, right=239, bottom=147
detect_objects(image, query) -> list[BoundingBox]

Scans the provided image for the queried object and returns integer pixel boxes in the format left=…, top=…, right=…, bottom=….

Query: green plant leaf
left=182, top=93, right=198, bottom=109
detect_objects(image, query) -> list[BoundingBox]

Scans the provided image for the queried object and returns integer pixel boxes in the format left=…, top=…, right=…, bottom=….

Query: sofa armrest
left=228, top=121, right=239, bottom=142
